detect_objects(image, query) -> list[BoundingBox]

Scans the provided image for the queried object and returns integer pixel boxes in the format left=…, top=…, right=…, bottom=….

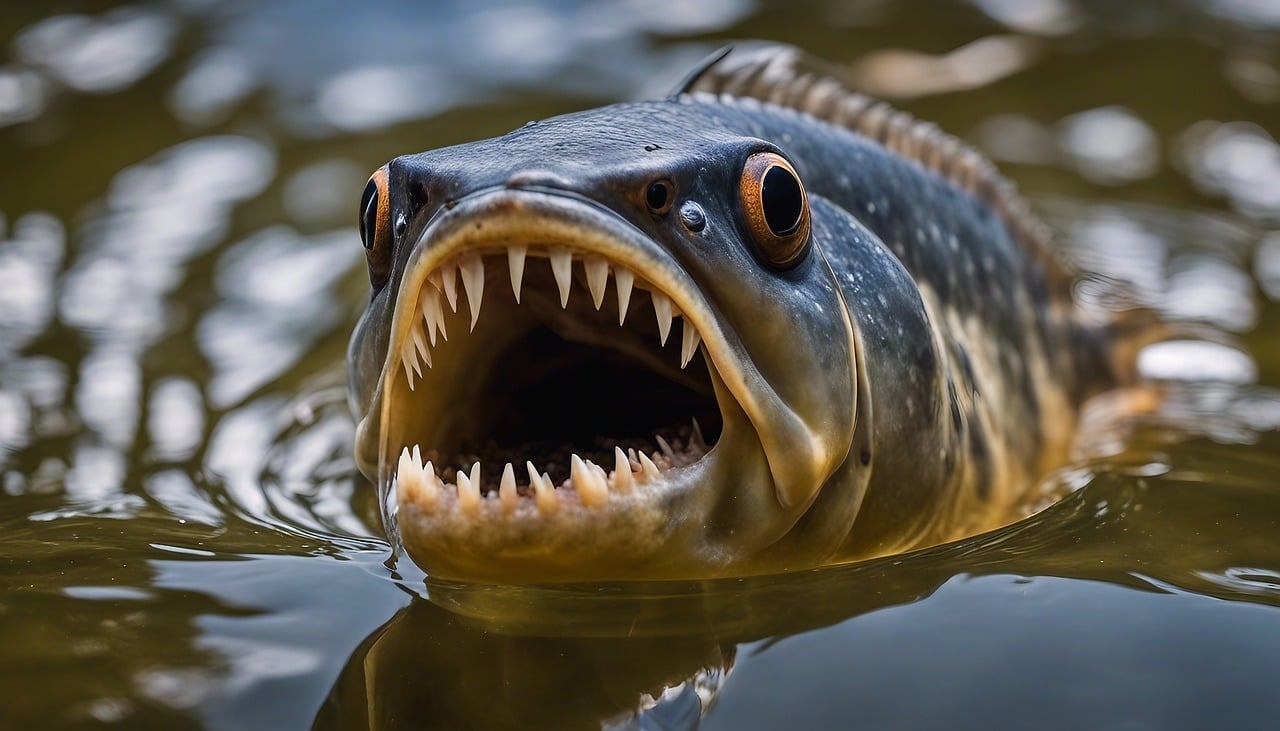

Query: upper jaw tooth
left=680, top=320, right=702, bottom=369
left=440, top=260, right=459, bottom=312
left=614, top=268, right=634, bottom=325
left=550, top=247, right=573, bottom=307
left=459, top=252, right=485, bottom=331
left=419, top=287, right=445, bottom=346
left=584, top=256, right=608, bottom=310
left=508, top=245, right=527, bottom=303
left=651, top=290, right=674, bottom=345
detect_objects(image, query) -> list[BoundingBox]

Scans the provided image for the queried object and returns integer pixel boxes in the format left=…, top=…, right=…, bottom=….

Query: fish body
left=347, top=45, right=1128, bottom=582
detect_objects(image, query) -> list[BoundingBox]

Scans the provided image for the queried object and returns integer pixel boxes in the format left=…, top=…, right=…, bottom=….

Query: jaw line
left=358, top=186, right=829, bottom=536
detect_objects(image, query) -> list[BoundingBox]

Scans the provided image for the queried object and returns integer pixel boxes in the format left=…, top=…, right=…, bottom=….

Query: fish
left=346, top=43, right=1153, bottom=583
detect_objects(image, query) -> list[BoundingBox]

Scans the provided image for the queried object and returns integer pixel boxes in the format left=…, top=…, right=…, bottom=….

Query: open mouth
left=384, top=240, right=726, bottom=517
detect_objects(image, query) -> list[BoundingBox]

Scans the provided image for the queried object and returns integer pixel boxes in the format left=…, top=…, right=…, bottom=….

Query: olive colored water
left=2, top=1, right=1280, bottom=729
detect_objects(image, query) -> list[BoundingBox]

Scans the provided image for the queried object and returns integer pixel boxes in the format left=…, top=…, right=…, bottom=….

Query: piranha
left=347, top=43, right=1145, bottom=583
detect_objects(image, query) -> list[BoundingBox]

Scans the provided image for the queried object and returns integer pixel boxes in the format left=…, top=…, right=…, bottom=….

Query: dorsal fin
left=672, top=43, right=1073, bottom=293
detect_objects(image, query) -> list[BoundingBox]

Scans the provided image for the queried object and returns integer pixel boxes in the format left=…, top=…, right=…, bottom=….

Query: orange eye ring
left=739, top=152, right=810, bottom=269
left=359, top=166, right=393, bottom=288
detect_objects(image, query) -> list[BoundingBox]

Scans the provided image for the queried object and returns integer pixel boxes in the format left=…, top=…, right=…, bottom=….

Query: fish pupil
left=359, top=179, right=379, bottom=250
left=646, top=180, right=671, bottom=212
left=761, top=165, right=802, bottom=236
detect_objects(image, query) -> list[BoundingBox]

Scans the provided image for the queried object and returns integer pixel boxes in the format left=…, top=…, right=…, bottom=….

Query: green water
left=3, top=1, right=1280, bottom=729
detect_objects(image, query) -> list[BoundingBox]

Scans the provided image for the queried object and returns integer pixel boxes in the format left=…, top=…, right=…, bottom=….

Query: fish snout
left=504, top=169, right=578, bottom=191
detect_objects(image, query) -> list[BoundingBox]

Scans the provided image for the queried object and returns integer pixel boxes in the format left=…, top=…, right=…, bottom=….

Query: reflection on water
left=1, top=0, right=1280, bottom=729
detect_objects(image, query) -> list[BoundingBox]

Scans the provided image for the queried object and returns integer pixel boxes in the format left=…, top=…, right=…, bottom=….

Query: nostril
left=409, top=180, right=430, bottom=213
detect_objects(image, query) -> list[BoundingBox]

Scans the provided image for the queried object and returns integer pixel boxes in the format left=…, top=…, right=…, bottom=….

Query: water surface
left=3, top=1, right=1280, bottom=729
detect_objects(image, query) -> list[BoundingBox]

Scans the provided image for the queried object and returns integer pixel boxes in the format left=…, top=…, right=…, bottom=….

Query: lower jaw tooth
left=691, top=417, right=706, bottom=449
left=527, top=461, right=559, bottom=514
left=612, top=446, right=633, bottom=492
left=456, top=462, right=481, bottom=515
left=571, top=454, right=607, bottom=507
left=499, top=462, right=517, bottom=514
left=396, top=447, right=439, bottom=509
left=637, top=451, right=663, bottom=482
left=655, top=434, right=675, bottom=459
left=422, top=460, right=441, bottom=506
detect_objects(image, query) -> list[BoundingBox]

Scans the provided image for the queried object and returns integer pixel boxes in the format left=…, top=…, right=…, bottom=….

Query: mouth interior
left=388, top=246, right=724, bottom=502
left=469, top=324, right=722, bottom=485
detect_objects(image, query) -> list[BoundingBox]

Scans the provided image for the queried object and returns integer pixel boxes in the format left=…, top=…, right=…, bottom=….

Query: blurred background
left=2, top=1, right=1280, bottom=729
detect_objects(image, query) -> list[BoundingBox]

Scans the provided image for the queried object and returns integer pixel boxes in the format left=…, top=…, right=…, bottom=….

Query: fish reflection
left=315, top=414, right=1280, bottom=730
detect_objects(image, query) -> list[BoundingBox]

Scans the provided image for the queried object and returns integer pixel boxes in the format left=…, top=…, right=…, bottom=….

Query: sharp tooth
left=397, top=446, right=413, bottom=483
left=680, top=322, right=702, bottom=368
left=591, top=459, right=610, bottom=492
left=456, top=462, right=481, bottom=515
left=584, top=256, right=608, bottom=310
left=402, top=351, right=417, bottom=391
left=612, top=446, right=633, bottom=492
left=434, top=299, right=448, bottom=342
left=420, top=288, right=442, bottom=346
left=628, top=447, right=639, bottom=464
left=508, top=245, right=527, bottom=303
left=459, top=252, right=484, bottom=331
left=637, top=451, right=663, bottom=482
left=421, top=459, right=441, bottom=507
left=499, top=462, right=517, bottom=514
left=691, top=417, right=706, bottom=449
left=540, top=473, right=558, bottom=512
left=411, top=444, right=423, bottom=470
left=652, top=290, right=673, bottom=345
left=440, top=260, right=459, bottom=312
left=655, top=434, right=675, bottom=459
left=614, top=268, right=634, bottom=325
left=550, top=247, right=573, bottom=307
left=405, top=341, right=422, bottom=377
left=527, top=461, right=559, bottom=515
left=410, top=322, right=431, bottom=367
left=571, top=454, right=606, bottom=507
left=400, top=452, right=440, bottom=510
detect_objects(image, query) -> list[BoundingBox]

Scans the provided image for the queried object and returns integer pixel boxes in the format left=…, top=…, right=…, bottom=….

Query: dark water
left=3, top=1, right=1280, bottom=729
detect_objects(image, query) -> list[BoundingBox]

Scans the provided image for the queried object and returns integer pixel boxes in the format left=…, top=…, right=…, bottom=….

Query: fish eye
left=739, top=152, right=810, bottom=269
left=645, top=179, right=674, bottom=215
left=359, top=166, right=393, bottom=289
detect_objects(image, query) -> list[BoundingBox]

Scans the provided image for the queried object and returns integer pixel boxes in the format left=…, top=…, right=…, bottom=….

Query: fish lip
left=356, top=185, right=833, bottom=576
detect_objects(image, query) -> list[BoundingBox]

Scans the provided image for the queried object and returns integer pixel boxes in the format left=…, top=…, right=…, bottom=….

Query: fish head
left=347, top=101, right=859, bottom=581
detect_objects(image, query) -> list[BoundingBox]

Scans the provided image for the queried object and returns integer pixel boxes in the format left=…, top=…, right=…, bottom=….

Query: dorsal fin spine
left=673, top=44, right=1073, bottom=294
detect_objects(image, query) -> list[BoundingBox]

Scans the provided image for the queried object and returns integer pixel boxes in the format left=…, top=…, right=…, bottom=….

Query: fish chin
left=361, top=189, right=794, bottom=582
